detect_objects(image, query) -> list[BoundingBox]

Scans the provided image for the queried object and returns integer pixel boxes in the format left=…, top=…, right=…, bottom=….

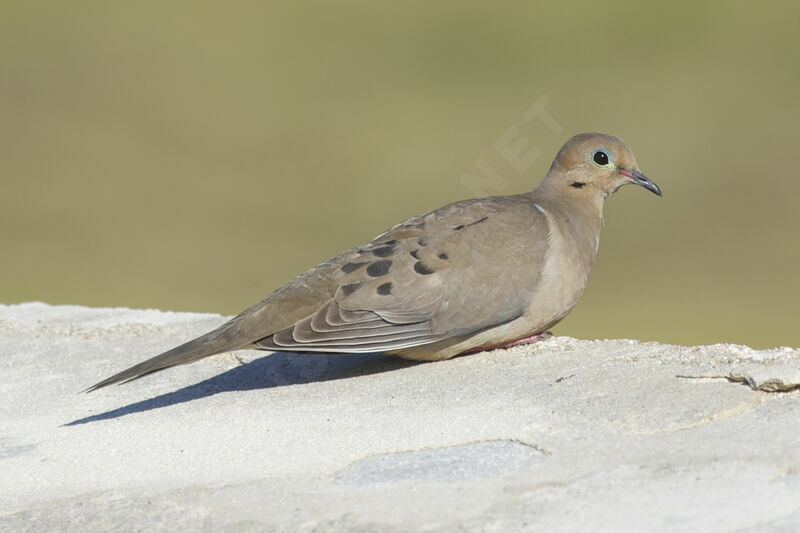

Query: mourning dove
left=86, top=132, right=661, bottom=392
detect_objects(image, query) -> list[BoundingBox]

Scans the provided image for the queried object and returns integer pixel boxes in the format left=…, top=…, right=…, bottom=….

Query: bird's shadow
left=66, top=352, right=419, bottom=426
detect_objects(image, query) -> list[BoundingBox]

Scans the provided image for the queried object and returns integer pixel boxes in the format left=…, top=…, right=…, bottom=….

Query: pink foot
left=463, top=331, right=553, bottom=355
left=498, top=331, right=553, bottom=349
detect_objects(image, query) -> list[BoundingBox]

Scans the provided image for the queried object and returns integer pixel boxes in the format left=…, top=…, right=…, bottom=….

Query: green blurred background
left=2, top=1, right=798, bottom=348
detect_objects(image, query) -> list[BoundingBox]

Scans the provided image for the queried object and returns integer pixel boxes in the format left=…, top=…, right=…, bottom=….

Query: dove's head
left=543, top=133, right=661, bottom=203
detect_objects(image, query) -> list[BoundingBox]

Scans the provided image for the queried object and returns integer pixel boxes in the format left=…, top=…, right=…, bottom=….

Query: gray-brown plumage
left=86, top=132, right=661, bottom=392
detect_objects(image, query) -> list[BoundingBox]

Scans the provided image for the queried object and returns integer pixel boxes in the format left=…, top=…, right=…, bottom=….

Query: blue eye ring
left=591, top=148, right=614, bottom=167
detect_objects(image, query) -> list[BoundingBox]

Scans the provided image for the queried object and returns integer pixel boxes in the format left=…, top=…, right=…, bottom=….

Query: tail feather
left=83, top=322, right=248, bottom=393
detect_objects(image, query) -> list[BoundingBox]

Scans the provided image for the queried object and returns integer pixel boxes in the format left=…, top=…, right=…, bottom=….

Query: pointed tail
left=83, top=320, right=250, bottom=392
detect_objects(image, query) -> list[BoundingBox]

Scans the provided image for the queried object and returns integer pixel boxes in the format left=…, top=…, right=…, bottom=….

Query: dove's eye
left=591, top=149, right=613, bottom=167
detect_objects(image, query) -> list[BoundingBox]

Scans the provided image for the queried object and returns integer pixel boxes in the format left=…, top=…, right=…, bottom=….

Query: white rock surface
left=1, top=302, right=799, bottom=532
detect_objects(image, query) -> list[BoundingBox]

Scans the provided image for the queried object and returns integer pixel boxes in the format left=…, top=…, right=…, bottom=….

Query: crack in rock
left=677, top=367, right=800, bottom=393
left=335, top=440, right=549, bottom=485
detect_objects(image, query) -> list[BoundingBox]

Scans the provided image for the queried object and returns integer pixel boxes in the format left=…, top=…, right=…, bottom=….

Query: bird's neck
left=526, top=183, right=605, bottom=263
left=528, top=183, right=604, bottom=233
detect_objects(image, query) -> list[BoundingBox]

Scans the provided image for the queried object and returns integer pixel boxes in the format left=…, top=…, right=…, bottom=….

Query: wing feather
left=253, top=195, right=548, bottom=355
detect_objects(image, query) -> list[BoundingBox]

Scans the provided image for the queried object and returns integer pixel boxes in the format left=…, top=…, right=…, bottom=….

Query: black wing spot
left=414, top=261, right=434, bottom=275
left=371, top=245, right=396, bottom=258
left=382, top=239, right=397, bottom=245
left=340, top=282, right=362, bottom=296
left=377, top=282, right=392, bottom=295
left=366, top=260, right=392, bottom=277
left=453, top=216, right=488, bottom=231
left=410, top=250, right=419, bottom=259
left=417, top=238, right=428, bottom=247
left=341, top=261, right=368, bottom=274
left=438, top=252, right=449, bottom=260
left=570, top=181, right=586, bottom=189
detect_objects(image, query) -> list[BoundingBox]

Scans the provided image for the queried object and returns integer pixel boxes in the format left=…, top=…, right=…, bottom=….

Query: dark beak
left=620, top=169, right=662, bottom=197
